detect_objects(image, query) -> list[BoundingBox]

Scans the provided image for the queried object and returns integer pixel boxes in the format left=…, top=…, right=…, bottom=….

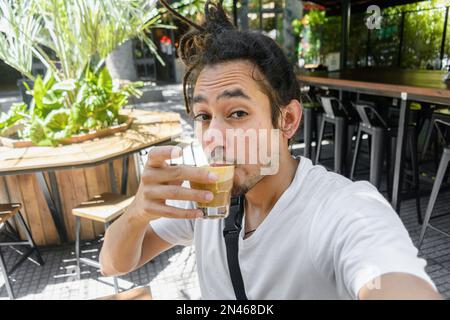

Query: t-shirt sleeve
left=310, top=181, right=437, bottom=299
left=150, top=198, right=195, bottom=247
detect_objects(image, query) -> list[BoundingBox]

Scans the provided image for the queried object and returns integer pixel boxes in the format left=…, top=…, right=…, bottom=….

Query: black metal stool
left=350, top=102, right=422, bottom=221
left=315, top=96, right=357, bottom=174
left=0, top=203, right=44, bottom=299
left=72, top=193, right=134, bottom=294
left=418, top=118, right=450, bottom=249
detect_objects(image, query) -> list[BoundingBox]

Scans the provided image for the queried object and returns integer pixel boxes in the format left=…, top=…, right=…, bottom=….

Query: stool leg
left=370, top=130, right=385, bottom=189
left=345, top=124, right=357, bottom=176
left=314, top=113, right=322, bottom=161
left=0, top=247, right=14, bottom=299
left=16, top=211, right=44, bottom=266
left=385, top=135, right=392, bottom=202
left=315, top=117, right=326, bottom=165
left=334, top=118, right=346, bottom=174
left=418, top=151, right=450, bottom=249
left=420, top=118, right=434, bottom=161
left=303, top=108, right=313, bottom=159
left=433, top=132, right=440, bottom=171
left=75, top=216, right=81, bottom=280
left=104, top=221, right=119, bottom=294
left=112, top=275, right=119, bottom=294
left=350, top=127, right=362, bottom=180
left=408, top=129, right=422, bottom=224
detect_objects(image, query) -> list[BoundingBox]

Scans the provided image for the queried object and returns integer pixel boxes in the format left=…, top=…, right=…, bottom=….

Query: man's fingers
left=150, top=203, right=203, bottom=220
left=144, top=165, right=218, bottom=184
left=146, top=146, right=182, bottom=168
left=145, top=185, right=214, bottom=203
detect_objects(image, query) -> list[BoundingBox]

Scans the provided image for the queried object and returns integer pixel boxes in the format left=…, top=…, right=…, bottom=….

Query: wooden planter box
left=0, top=115, right=133, bottom=148
left=0, top=110, right=182, bottom=246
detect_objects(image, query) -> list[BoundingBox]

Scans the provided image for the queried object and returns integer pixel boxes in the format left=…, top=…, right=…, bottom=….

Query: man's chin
left=231, top=173, right=264, bottom=197
left=231, top=185, right=249, bottom=197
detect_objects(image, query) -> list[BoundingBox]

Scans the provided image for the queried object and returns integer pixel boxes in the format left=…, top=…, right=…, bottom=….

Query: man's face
left=192, top=60, right=281, bottom=196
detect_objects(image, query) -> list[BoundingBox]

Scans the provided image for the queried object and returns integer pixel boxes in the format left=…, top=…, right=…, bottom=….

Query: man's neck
left=244, top=152, right=300, bottom=227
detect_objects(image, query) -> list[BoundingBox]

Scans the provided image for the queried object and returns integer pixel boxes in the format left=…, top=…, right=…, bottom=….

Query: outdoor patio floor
left=1, top=84, right=449, bottom=300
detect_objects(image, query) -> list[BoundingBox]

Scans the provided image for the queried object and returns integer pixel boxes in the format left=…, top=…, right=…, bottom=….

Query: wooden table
left=298, top=68, right=450, bottom=212
left=96, top=286, right=152, bottom=300
left=0, top=109, right=182, bottom=244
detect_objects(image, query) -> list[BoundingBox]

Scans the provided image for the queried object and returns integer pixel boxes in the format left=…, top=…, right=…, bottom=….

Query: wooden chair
left=72, top=193, right=134, bottom=294
left=0, top=203, right=44, bottom=299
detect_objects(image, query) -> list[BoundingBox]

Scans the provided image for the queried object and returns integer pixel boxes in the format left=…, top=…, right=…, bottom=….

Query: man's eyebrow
left=192, top=95, right=207, bottom=105
left=192, top=88, right=251, bottom=106
left=217, top=88, right=251, bottom=101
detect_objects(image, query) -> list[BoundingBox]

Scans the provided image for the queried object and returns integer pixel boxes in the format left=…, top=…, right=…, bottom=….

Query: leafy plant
left=0, top=0, right=169, bottom=81
left=0, top=0, right=161, bottom=146
left=300, top=0, right=450, bottom=68
left=1, top=66, right=142, bottom=146
left=0, top=102, right=28, bottom=135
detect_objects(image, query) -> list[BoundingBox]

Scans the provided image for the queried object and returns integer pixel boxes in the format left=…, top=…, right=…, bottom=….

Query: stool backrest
left=301, top=91, right=314, bottom=104
left=353, top=102, right=388, bottom=128
left=434, top=118, right=450, bottom=147
left=320, top=96, right=351, bottom=119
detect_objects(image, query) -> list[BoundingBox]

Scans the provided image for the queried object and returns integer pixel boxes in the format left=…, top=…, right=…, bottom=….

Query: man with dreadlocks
left=100, top=1, right=441, bottom=300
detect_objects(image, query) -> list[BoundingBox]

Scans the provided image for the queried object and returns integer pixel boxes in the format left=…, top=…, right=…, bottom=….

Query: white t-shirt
left=150, top=157, right=436, bottom=299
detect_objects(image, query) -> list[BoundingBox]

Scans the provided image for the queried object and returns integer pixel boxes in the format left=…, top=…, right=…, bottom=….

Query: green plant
left=300, top=0, right=450, bottom=68
left=0, top=0, right=169, bottom=81
left=0, top=102, right=28, bottom=135
left=0, top=66, right=142, bottom=146
left=0, top=0, right=165, bottom=146
left=299, top=9, right=329, bottom=64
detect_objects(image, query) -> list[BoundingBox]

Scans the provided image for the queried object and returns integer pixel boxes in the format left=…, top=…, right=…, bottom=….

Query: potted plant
left=0, top=0, right=172, bottom=147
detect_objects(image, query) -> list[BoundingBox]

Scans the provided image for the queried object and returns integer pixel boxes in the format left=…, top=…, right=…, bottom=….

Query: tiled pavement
left=1, top=84, right=450, bottom=299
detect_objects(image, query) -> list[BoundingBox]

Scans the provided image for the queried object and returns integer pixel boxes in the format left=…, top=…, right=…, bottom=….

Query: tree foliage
left=300, top=0, right=450, bottom=69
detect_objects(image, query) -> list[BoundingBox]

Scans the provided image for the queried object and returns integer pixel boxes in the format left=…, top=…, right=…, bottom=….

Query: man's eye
left=194, top=113, right=211, bottom=121
left=229, top=110, right=248, bottom=119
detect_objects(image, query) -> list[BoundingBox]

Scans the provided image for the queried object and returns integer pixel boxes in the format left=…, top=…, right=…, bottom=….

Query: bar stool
left=350, top=102, right=422, bottom=222
left=0, top=203, right=44, bottom=299
left=300, top=93, right=322, bottom=160
left=418, top=118, right=450, bottom=249
left=315, top=96, right=357, bottom=174
left=72, top=193, right=134, bottom=294
left=421, top=108, right=450, bottom=165
left=350, top=102, right=394, bottom=187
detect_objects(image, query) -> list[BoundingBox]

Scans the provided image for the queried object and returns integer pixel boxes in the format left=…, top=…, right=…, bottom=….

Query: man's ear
left=280, top=99, right=302, bottom=140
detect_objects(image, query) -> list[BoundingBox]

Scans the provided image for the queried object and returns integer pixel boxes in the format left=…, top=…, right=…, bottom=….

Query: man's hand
left=100, top=145, right=218, bottom=276
left=359, top=272, right=443, bottom=300
left=128, top=145, right=219, bottom=223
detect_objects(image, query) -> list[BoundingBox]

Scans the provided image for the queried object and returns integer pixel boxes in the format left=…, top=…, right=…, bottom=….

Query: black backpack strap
left=223, top=195, right=247, bottom=300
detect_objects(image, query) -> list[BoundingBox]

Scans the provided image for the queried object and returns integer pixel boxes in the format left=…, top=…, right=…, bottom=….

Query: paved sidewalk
left=1, top=83, right=450, bottom=300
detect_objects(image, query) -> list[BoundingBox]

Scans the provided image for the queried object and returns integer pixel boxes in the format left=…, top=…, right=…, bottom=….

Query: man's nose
left=202, top=116, right=227, bottom=145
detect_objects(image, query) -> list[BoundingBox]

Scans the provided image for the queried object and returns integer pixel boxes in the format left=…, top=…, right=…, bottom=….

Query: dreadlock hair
left=160, top=0, right=300, bottom=132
